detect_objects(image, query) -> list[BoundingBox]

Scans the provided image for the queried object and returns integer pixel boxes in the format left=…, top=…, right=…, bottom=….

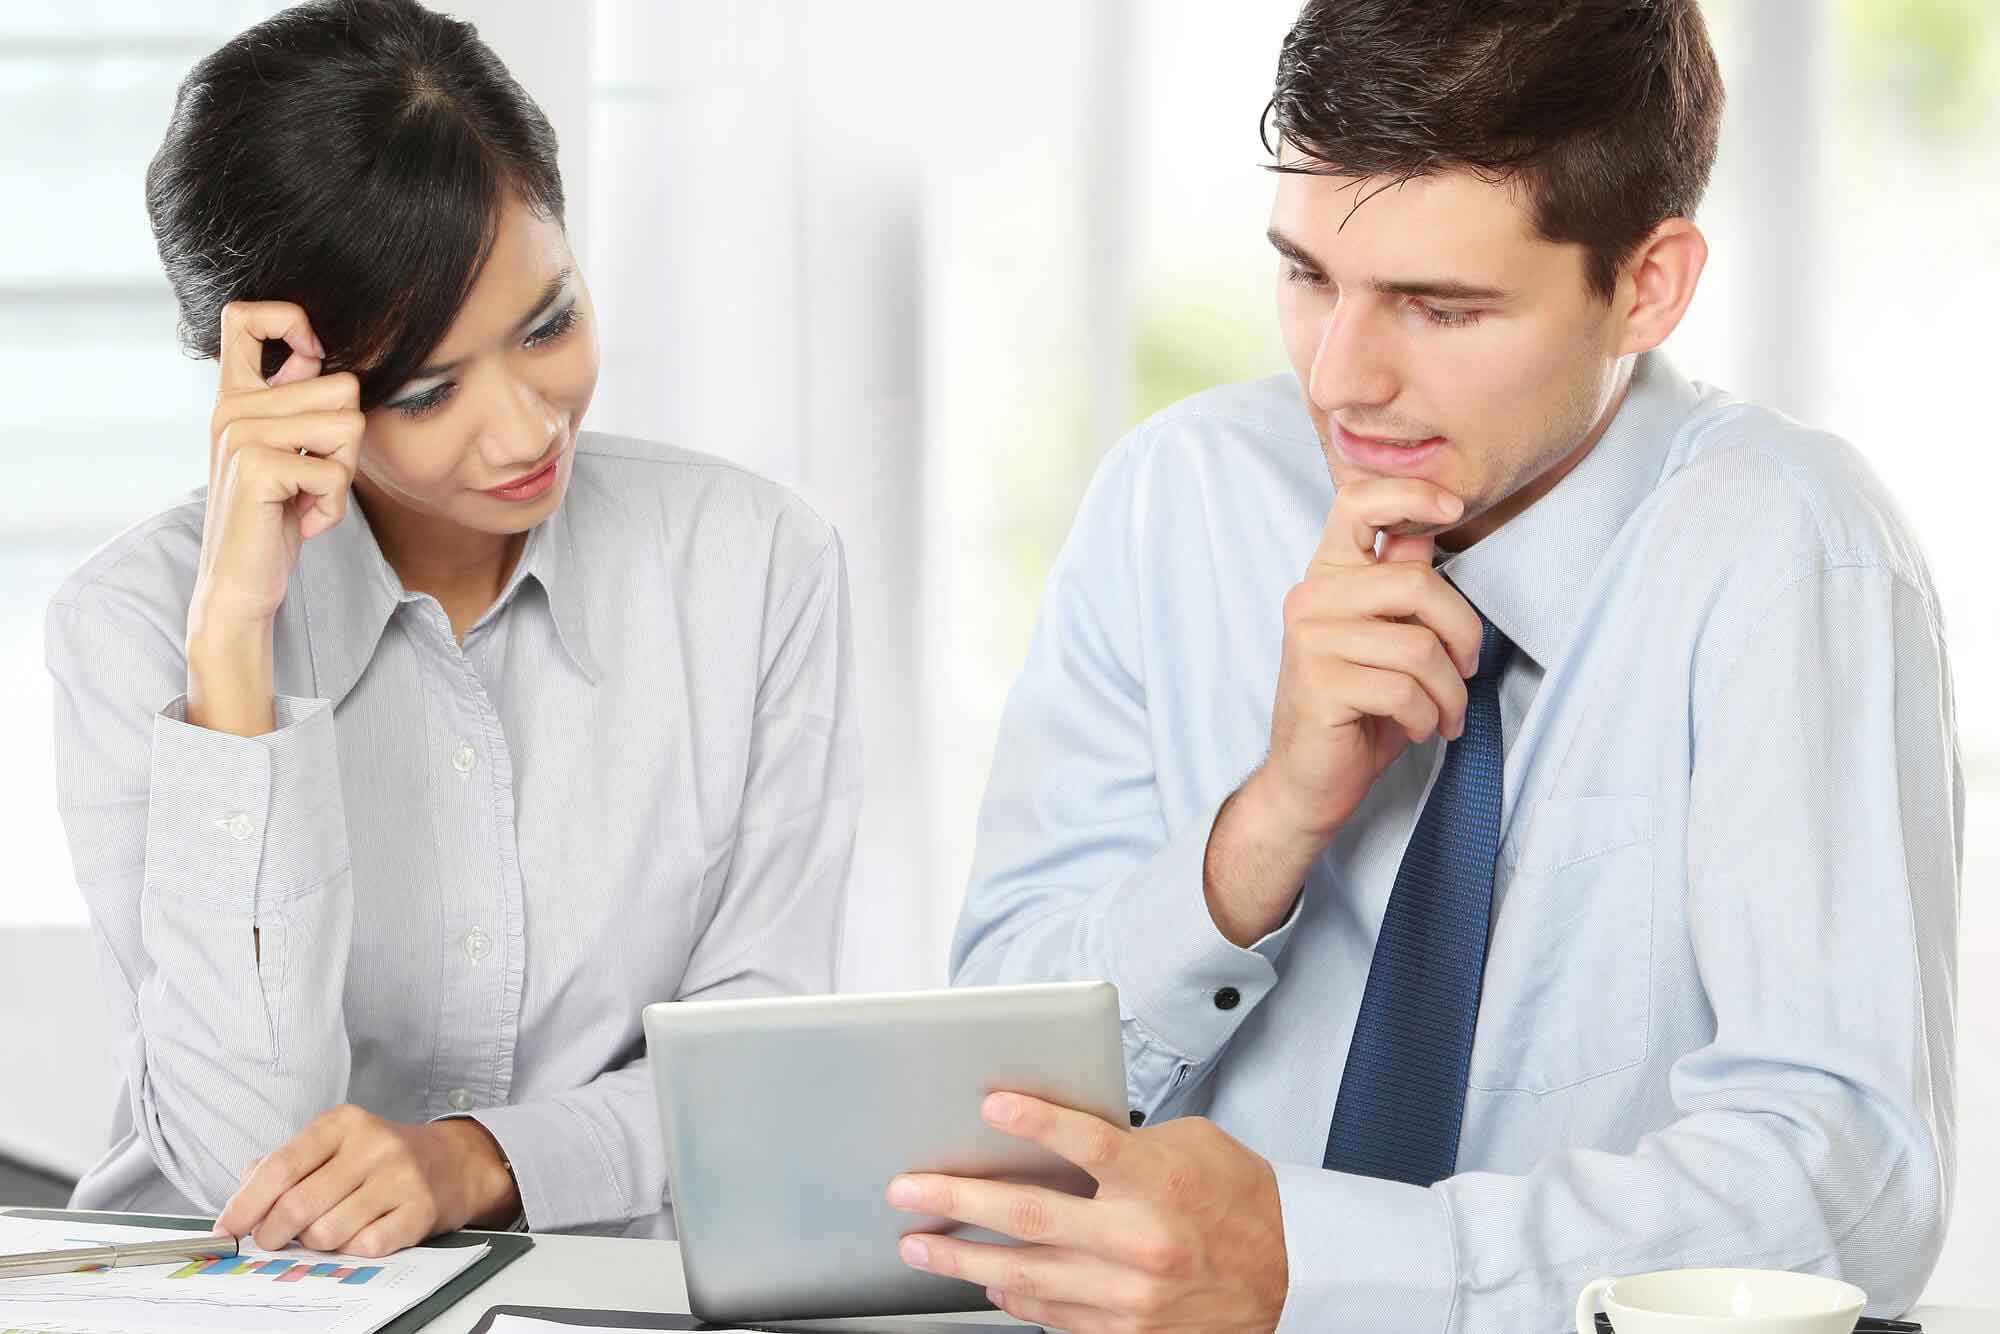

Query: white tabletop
left=424, top=1227, right=1017, bottom=1332
left=423, top=1229, right=1994, bottom=1334
left=5, top=1209, right=1989, bottom=1333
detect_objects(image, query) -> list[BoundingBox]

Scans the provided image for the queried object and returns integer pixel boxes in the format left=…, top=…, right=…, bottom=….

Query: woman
left=46, top=0, right=857, bottom=1254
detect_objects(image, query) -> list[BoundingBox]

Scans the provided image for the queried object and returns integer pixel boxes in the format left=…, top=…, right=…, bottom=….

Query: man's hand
left=216, top=1106, right=518, bottom=1256
left=1204, top=476, right=1482, bottom=945
left=887, top=1093, right=1288, bottom=1333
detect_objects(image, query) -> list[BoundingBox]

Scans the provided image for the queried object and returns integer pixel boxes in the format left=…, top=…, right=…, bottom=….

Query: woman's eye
left=524, top=306, right=578, bottom=348
left=385, top=307, right=578, bottom=419
left=392, top=382, right=455, bottom=420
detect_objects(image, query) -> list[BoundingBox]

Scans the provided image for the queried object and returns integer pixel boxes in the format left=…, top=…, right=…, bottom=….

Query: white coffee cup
left=1574, top=1267, right=1867, bottom=1334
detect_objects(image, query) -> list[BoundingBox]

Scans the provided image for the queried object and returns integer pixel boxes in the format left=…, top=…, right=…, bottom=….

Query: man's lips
left=1331, top=420, right=1447, bottom=474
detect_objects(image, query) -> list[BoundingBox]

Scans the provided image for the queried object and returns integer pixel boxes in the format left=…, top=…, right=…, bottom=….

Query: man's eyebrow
left=408, top=265, right=574, bottom=380
left=1266, top=227, right=1323, bottom=272
left=1265, top=228, right=1511, bottom=303
left=1370, top=276, right=1511, bottom=302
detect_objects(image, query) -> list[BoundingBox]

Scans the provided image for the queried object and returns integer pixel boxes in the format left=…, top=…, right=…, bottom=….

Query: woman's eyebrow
left=409, top=266, right=574, bottom=379
left=512, top=266, right=574, bottom=335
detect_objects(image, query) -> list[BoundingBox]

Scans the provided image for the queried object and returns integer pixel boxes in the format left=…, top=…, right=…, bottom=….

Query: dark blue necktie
left=1322, top=612, right=1514, bottom=1187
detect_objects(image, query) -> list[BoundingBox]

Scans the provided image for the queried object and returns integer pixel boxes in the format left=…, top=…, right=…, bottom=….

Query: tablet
left=472, top=1308, right=1030, bottom=1333
left=641, top=981, right=1125, bottom=1324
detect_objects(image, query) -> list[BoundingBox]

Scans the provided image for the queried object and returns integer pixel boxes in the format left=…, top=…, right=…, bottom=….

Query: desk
left=423, top=1228, right=1018, bottom=1332
left=6, top=1210, right=1992, bottom=1332
left=409, top=1230, right=2000, bottom=1334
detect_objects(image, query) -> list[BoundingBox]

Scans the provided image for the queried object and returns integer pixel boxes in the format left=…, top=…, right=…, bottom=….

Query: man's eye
left=1286, top=265, right=1328, bottom=287
left=1418, top=303, right=1482, bottom=328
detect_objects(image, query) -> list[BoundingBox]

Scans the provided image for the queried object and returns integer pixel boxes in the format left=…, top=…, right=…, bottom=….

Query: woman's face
left=356, top=195, right=599, bottom=535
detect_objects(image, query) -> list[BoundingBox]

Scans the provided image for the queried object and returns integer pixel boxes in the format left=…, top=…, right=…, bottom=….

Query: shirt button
left=219, top=812, right=255, bottom=841
left=451, top=742, right=477, bottom=774
left=463, top=927, right=492, bottom=964
left=446, top=1088, right=474, bottom=1112
left=1129, top=1109, right=1146, bottom=1127
left=1213, top=986, right=1242, bottom=1011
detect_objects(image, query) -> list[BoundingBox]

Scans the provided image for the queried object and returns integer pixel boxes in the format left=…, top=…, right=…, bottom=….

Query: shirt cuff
left=1101, top=794, right=1301, bottom=1066
left=146, top=694, right=345, bottom=907
left=470, top=1098, right=630, bottom=1233
left=1272, top=1162, right=1457, bottom=1334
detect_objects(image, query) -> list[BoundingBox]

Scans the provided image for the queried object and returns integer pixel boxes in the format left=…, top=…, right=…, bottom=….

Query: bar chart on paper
left=167, top=1255, right=386, bottom=1284
left=0, top=1217, right=485, bottom=1334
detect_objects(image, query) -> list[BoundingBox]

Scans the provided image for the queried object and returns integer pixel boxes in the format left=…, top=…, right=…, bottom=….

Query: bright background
left=0, top=0, right=1992, bottom=1303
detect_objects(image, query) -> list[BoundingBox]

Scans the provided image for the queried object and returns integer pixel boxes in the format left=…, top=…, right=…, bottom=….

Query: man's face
left=1269, top=159, right=1628, bottom=545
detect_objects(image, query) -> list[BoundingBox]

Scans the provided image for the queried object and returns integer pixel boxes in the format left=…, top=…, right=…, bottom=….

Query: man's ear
left=1613, top=218, right=1708, bottom=355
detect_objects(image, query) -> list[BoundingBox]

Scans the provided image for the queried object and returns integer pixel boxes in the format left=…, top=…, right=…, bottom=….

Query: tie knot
left=1474, top=614, right=1513, bottom=681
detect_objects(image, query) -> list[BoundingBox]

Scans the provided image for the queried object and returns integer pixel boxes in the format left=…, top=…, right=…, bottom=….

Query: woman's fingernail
left=900, top=1236, right=930, bottom=1267
left=984, top=1093, right=1020, bottom=1125
left=987, top=1287, right=1003, bottom=1305
left=886, top=1177, right=918, bottom=1209
left=1439, top=494, right=1464, bottom=519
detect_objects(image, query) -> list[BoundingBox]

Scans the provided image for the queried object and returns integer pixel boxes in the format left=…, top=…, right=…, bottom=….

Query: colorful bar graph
left=52, top=1235, right=388, bottom=1288
left=166, top=1254, right=383, bottom=1285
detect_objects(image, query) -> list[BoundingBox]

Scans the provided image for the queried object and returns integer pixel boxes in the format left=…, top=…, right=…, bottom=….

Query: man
left=884, top=2, right=1962, bottom=1331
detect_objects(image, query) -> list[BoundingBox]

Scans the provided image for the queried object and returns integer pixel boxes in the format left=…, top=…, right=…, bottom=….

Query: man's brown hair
left=1263, top=0, right=1725, bottom=300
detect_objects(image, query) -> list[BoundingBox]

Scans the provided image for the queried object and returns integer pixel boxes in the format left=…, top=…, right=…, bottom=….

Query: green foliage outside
left=1839, top=0, right=2000, bottom=143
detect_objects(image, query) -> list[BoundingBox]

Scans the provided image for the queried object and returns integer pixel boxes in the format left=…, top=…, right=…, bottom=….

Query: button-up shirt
left=953, top=353, right=1962, bottom=1331
left=47, top=434, right=859, bottom=1236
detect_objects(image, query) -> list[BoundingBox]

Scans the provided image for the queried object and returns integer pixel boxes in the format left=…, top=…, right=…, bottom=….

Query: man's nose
left=1306, top=300, right=1397, bottom=414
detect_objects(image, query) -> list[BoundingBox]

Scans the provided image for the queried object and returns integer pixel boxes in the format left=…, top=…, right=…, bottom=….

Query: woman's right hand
left=186, top=301, right=364, bottom=736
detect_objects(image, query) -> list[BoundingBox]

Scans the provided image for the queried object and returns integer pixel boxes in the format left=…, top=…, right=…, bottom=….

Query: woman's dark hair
left=1263, top=0, right=1724, bottom=301
left=147, top=0, right=564, bottom=408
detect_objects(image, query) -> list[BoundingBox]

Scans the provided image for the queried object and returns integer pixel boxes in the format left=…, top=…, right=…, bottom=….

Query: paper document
left=484, top=1321, right=760, bottom=1334
left=0, top=1215, right=486, bottom=1334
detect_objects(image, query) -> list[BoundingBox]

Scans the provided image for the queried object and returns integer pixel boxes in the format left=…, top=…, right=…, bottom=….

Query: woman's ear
left=1614, top=218, right=1709, bottom=356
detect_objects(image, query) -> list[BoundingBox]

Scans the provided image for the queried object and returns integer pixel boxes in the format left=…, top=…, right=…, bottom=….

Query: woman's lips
left=1331, top=421, right=1446, bottom=474
left=485, top=451, right=561, bottom=502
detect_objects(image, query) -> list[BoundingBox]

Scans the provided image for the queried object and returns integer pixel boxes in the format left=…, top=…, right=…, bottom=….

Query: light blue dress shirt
left=47, top=434, right=859, bottom=1237
left=953, top=354, right=1962, bottom=1332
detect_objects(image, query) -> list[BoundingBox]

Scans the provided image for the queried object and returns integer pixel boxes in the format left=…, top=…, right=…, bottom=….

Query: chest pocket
left=1467, top=793, right=1654, bottom=1095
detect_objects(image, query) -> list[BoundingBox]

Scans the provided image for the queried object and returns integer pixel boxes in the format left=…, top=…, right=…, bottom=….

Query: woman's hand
left=187, top=300, right=364, bottom=735
left=216, top=1105, right=519, bottom=1257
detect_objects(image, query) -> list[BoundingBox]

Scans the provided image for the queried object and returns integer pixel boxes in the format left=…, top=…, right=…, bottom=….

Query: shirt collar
left=292, top=491, right=601, bottom=706
left=513, top=492, right=601, bottom=684
left=1436, top=350, right=1700, bottom=671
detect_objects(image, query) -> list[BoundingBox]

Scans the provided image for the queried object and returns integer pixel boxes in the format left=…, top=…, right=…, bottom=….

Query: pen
left=0, top=1233, right=238, bottom=1280
left=1595, top=1314, right=1919, bottom=1333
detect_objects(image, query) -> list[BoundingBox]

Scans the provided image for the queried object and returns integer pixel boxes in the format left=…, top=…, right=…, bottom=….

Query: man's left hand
left=887, top=1093, right=1288, bottom=1333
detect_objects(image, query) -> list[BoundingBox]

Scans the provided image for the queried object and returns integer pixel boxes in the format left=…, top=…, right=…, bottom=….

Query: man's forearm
left=1204, top=769, right=1332, bottom=948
